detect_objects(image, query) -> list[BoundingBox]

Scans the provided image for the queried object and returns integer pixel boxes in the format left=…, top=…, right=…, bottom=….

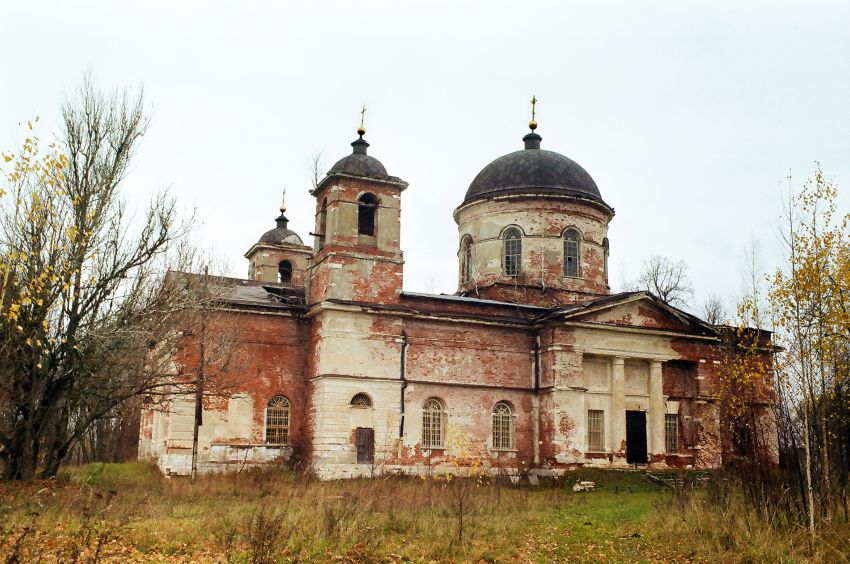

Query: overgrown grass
left=652, top=477, right=850, bottom=563
left=0, top=463, right=842, bottom=562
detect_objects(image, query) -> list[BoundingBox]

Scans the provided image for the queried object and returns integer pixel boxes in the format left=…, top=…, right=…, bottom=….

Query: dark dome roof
left=257, top=212, right=303, bottom=245
left=463, top=132, right=603, bottom=205
left=327, top=137, right=388, bottom=180
left=258, top=227, right=303, bottom=245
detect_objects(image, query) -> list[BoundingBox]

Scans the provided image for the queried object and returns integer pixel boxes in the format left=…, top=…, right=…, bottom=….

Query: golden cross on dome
left=357, top=105, right=367, bottom=136
left=280, top=188, right=286, bottom=213
left=529, top=95, right=539, bottom=131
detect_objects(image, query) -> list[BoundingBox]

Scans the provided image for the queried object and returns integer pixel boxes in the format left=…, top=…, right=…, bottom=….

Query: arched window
left=350, top=393, right=372, bottom=408
left=278, top=260, right=293, bottom=283
left=563, top=229, right=581, bottom=277
left=602, top=237, right=610, bottom=285
left=492, top=402, right=514, bottom=449
left=265, top=396, right=290, bottom=445
left=503, top=227, right=522, bottom=277
left=318, top=198, right=328, bottom=249
left=358, top=193, right=379, bottom=236
left=422, top=398, right=445, bottom=448
left=460, top=235, right=473, bottom=284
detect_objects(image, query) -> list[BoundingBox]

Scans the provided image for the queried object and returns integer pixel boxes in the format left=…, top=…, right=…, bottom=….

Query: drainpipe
left=399, top=330, right=408, bottom=441
left=533, top=334, right=541, bottom=465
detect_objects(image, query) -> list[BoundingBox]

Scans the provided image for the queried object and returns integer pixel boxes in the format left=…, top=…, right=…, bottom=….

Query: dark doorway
left=355, top=427, right=374, bottom=464
left=626, top=411, right=648, bottom=464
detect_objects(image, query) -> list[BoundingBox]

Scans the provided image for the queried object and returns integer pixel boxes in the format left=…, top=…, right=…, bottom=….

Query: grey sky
left=2, top=1, right=849, bottom=316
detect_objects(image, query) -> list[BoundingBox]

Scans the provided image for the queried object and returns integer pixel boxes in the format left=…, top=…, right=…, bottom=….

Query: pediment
left=561, top=293, right=713, bottom=334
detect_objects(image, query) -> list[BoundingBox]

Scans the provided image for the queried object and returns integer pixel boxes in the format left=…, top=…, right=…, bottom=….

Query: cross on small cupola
left=276, top=188, right=289, bottom=229
left=352, top=105, right=369, bottom=155
left=357, top=105, right=366, bottom=137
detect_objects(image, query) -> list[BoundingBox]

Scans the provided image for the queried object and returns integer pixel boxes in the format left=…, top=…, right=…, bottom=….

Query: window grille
left=350, top=393, right=372, bottom=408
left=358, top=193, right=379, bottom=236
left=564, top=229, right=581, bottom=277
left=266, top=396, right=290, bottom=445
left=503, top=228, right=522, bottom=277
left=278, top=260, right=293, bottom=283
left=422, top=398, right=445, bottom=448
left=587, top=409, right=605, bottom=452
left=492, top=402, right=514, bottom=449
left=665, top=414, right=679, bottom=454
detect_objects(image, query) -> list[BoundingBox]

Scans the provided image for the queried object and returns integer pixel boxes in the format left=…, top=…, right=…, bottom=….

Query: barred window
left=350, top=393, right=372, bottom=408
left=492, top=402, right=514, bottom=449
left=266, top=396, right=290, bottom=445
left=422, top=398, right=445, bottom=448
left=564, top=229, right=581, bottom=277
left=503, top=227, right=522, bottom=277
left=587, top=410, right=605, bottom=452
left=278, top=260, right=292, bottom=283
left=461, top=235, right=473, bottom=284
left=665, top=414, right=679, bottom=454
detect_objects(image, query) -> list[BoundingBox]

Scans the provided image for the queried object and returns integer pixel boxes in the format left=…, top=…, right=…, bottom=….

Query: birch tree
left=769, top=166, right=850, bottom=535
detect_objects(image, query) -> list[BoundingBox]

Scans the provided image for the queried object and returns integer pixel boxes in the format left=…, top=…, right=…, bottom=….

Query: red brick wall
left=176, top=310, right=310, bottom=451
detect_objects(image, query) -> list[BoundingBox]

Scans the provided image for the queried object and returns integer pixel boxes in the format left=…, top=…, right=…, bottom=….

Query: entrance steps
left=646, top=471, right=711, bottom=490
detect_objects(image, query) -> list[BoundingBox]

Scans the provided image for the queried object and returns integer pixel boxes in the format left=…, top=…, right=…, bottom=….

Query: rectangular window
left=587, top=410, right=605, bottom=452
left=505, top=238, right=522, bottom=276
left=564, top=240, right=579, bottom=277
left=665, top=414, right=679, bottom=454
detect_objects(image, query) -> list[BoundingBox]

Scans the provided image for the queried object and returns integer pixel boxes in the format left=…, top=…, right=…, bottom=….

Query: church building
left=139, top=112, right=775, bottom=478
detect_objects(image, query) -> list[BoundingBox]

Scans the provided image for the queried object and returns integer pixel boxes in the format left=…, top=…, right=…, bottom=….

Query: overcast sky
left=2, top=1, right=849, bottom=316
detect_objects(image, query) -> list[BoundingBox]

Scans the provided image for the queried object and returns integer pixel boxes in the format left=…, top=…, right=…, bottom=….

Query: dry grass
left=652, top=479, right=850, bottom=563
left=2, top=462, right=843, bottom=562
left=0, top=462, right=690, bottom=563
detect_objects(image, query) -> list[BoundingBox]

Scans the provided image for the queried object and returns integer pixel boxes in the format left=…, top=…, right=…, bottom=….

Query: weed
left=244, top=505, right=290, bottom=564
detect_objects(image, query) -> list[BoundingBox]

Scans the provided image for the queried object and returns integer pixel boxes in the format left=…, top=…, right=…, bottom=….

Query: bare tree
left=700, top=293, right=726, bottom=325
left=309, top=151, right=327, bottom=191
left=636, top=255, right=694, bottom=308
left=0, top=75, right=202, bottom=479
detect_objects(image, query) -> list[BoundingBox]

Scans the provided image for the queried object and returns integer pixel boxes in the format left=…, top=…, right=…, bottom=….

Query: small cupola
left=245, top=192, right=312, bottom=285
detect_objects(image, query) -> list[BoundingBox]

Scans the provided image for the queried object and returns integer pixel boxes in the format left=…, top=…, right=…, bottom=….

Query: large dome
left=463, top=132, right=603, bottom=205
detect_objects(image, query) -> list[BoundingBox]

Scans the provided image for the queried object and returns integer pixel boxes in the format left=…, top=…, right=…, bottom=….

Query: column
left=610, top=357, right=626, bottom=455
left=649, top=360, right=665, bottom=457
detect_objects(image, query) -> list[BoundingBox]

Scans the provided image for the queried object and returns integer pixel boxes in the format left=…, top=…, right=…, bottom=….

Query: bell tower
left=307, top=126, right=408, bottom=305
